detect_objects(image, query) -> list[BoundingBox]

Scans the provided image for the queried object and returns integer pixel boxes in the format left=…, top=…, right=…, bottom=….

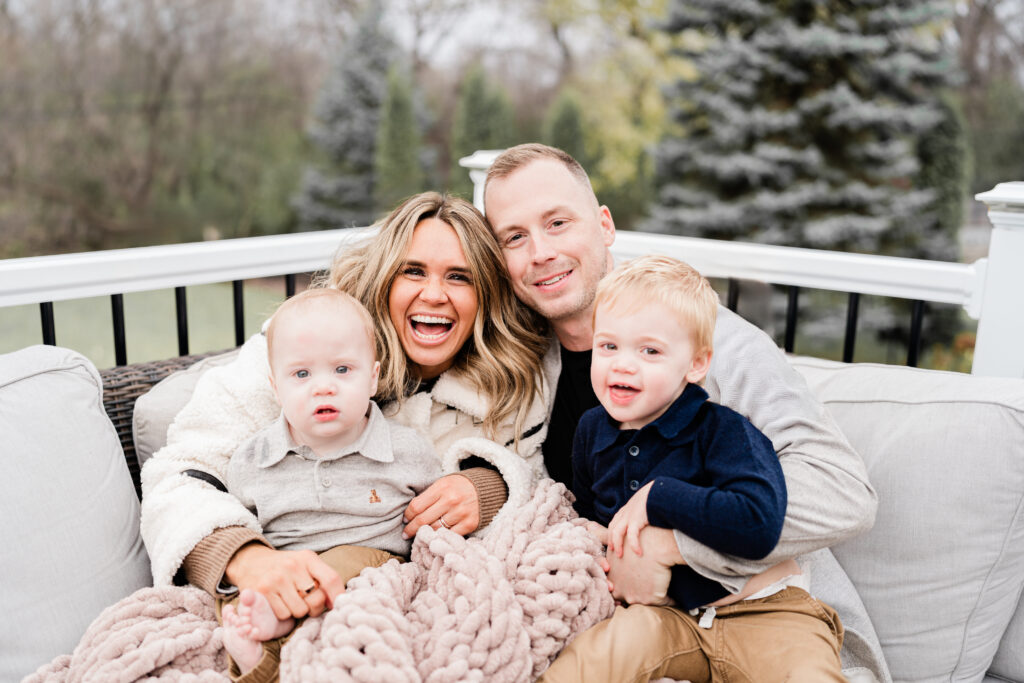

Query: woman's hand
left=402, top=473, right=480, bottom=538
left=224, top=543, right=345, bottom=621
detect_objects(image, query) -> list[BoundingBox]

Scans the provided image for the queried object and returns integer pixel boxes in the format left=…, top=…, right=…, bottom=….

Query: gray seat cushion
left=792, top=357, right=1024, bottom=682
left=0, top=346, right=151, bottom=680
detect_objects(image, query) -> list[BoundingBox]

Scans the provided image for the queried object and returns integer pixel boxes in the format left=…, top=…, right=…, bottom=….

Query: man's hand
left=604, top=526, right=683, bottom=606
left=402, top=473, right=480, bottom=538
left=607, top=481, right=652, bottom=558
left=225, top=543, right=345, bottom=621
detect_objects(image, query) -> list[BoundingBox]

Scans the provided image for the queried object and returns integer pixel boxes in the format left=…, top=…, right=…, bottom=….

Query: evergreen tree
left=647, top=0, right=958, bottom=261
left=374, top=65, right=425, bottom=213
left=292, top=6, right=394, bottom=230
left=448, top=65, right=516, bottom=199
left=543, top=90, right=589, bottom=169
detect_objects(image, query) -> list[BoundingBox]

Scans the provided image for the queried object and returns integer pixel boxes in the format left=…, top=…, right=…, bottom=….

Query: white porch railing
left=1, top=150, right=1022, bottom=378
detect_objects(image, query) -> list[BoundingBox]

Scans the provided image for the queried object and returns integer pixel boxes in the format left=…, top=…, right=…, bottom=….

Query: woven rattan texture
left=99, top=351, right=227, bottom=498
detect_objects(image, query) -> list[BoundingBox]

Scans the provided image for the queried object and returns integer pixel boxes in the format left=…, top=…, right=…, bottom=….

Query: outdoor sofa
left=2, top=342, right=1023, bottom=682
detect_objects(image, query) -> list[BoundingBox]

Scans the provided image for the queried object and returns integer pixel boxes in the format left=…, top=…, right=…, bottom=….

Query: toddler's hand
left=607, top=481, right=653, bottom=558
left=583, top=520, right=608, bottom=546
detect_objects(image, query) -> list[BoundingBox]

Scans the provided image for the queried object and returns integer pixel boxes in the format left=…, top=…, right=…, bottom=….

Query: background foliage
left=1, top=0, right=1021, bottom=369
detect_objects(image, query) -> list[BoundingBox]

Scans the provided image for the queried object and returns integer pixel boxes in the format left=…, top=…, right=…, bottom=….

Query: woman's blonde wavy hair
left=318, top=192, right=549, bottom=446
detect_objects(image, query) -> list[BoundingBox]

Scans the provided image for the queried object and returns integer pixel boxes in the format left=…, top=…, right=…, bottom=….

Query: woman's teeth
left=411, top=315, right=453, bottom=339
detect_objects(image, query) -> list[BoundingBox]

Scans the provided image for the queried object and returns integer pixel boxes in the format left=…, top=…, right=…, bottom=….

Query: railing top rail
left=613, top=232, right=986, bottom=317
left=1, top=225, right=986, bottom=318
left=0, top=227, right=374, bottom=308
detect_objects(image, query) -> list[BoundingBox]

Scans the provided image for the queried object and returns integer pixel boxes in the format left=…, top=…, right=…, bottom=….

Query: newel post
left=972, top=182, right=1024, bottom=378
left=459, top=150, right=502, bottom=213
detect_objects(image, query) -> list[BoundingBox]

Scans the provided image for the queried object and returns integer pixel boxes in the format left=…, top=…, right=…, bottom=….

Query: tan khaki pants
left=538, top=587, right=846, bottom=683
left=215, top=544, right=402, bottom=683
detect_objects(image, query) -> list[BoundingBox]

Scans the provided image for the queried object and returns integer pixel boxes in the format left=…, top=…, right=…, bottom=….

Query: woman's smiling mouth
left=410, top=314, right=454, bottom=341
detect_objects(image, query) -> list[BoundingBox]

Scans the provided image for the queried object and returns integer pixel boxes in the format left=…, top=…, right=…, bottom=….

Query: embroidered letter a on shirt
left=369, top=489, right=381, bottom=503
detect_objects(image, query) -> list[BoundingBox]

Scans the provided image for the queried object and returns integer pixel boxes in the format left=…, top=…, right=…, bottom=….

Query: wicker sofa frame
left=98, top=350, right=226, bottom=497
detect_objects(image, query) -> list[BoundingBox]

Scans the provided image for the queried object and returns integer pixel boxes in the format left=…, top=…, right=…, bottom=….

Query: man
left=482, top=143, right=878, bottom=677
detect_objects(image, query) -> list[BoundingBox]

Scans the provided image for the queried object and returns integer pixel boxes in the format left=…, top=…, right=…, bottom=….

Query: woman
left=140, top=193, right=556, bottom=626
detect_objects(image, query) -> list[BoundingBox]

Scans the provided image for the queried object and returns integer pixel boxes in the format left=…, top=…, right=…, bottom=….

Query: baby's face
left=269, top=303, right=379, bottom=452
left=591, top=299, right=709, bottom=430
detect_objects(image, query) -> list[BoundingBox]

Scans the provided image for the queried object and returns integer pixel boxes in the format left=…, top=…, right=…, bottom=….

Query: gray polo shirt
left=227, top=401, right=440, bottom=557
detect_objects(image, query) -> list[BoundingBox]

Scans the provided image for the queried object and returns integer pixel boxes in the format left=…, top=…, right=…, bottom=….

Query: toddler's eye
left=335, top=365, right=349, bottom=374
left=295, top=369, right=309, bottom=378
left=641, top=347, right=660, bottom=356
left=599, top=342, right=617, bottom=351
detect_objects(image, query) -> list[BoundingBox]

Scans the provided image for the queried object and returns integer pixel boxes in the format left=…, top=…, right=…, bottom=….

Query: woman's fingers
left=402, top=474, right=480, bottom=538
left=305, top=556, right=345, bottom=612
left=402, top=486, right=441, bottom=537
left=225, top=545, right=344, bottom=619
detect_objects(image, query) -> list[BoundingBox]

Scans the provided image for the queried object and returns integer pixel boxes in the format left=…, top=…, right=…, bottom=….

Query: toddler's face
left=269, top=304, right=379, bottom=452
left=591, top=299, right=710, bottom=430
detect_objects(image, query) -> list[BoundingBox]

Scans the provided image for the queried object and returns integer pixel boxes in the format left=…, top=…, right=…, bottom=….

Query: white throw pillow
left=0, top=346, right=151, bottom=680
left=791, top=357, right=1024, bottom=683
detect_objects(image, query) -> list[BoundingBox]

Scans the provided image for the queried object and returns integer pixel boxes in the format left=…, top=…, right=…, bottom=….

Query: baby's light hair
left=265, top=288, right=377, bottom=368
left=594, top=255, right=719, bottom=355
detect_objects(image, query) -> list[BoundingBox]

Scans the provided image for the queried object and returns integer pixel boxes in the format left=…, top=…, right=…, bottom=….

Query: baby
left=219, top=288, right=440, bottom=680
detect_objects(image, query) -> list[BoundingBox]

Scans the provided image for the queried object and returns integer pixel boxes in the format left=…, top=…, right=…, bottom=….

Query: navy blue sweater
left=572, top=383, right=786, bottom=609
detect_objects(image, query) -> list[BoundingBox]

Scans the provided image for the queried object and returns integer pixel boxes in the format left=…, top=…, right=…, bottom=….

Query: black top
left=542, top=345, right=600, bottom=489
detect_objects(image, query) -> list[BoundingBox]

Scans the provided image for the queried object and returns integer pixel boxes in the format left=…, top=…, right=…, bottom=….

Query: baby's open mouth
left=314, top=406, right=338, bottom=421
left=609, top=384, right=639, bottom=402
left=411, top=315, right=453, bottom=340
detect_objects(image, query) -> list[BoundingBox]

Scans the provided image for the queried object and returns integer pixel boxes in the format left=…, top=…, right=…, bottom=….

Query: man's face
left=485, top=159, right=615, bottom=330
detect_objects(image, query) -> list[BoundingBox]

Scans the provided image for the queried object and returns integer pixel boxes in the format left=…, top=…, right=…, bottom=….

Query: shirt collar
left=256, top=401, right=394, bottom=468
left=590, top=382, right=709, bottom=451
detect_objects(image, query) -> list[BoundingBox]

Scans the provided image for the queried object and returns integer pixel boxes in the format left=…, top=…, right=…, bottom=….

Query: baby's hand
left=608, top=481, right=653, bottom=558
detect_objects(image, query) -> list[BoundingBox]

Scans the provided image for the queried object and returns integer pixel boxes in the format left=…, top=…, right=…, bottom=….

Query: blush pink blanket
left=27, top=479, right=614, bottom=683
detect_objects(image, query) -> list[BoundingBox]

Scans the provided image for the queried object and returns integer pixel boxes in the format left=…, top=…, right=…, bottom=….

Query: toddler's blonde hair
left=594, top=255, right=719, bottom=355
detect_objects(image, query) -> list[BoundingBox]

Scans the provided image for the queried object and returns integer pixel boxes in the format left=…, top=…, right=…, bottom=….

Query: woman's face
left=388, top=217, right=479, bottom=379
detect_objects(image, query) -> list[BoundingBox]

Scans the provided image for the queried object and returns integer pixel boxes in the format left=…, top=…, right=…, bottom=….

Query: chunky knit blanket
left=27, top=479, right=614, bottom=683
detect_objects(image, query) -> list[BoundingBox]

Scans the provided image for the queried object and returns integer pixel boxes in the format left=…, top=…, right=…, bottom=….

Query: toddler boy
left=542, top=255, right=844, bottom=682
left=219, top=288, right=440, bottom=681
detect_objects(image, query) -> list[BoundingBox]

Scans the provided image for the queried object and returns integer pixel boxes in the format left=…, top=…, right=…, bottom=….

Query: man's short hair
left=594, top=255, right=719, bottom=354
left=485, top=143, right=593, bottom=194
left=265, top=288, right=376, bottom=365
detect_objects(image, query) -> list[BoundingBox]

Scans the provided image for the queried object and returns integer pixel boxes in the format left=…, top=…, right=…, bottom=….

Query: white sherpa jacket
left=140, top=333, right=558, bottom=587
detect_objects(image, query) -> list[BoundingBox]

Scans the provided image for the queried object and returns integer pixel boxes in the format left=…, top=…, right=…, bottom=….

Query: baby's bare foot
left=222, top=589, right=294, bottom=674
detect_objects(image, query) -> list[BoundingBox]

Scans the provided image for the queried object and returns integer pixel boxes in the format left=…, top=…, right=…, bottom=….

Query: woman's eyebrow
left=403, top=258, right=471, bottom=274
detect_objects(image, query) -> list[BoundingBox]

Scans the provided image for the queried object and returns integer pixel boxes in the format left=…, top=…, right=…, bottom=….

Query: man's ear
left=599, top=205, right=616, bottom=247
left=686, top=348, right=712, bottom=385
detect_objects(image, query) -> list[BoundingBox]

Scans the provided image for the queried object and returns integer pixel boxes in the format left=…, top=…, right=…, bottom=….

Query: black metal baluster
left=40, top=302, right=56, bottom=345
left=233, top=280, right=245, bottom=346
left=111, top=294, right=127, bottom=366
left=842, top=292, right=860, bottom=363
left=907, top=299, right=925, bottom=367
left=285, top=274, right=296, bottom=298
left=175, top=286, right=189, bottom=356
left=784, top=286, right=800, bottom=353
left=726, top=278, right=739, bottom=312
